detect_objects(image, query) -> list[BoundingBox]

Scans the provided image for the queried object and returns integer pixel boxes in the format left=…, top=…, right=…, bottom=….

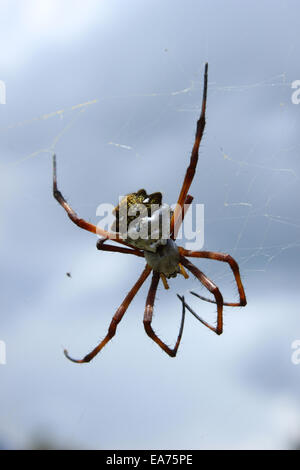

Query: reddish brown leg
left=143, top=272, right=186, bottom=357
left=64, top=264, right=152, bottom=363
left=172, top=194, right=194, bottom=240
left=180, top=248, right=247, bottom=307
left=170, top=63, right=208, bottom=235
left=180, top=256, right=223, bottom=335
left=96, top=237, right=144, bottom=258
left=53, top=154, right=127, bottom=246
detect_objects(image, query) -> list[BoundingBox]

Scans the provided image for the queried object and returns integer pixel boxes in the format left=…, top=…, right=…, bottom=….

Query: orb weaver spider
left=53, top=63, right=247, bottom=363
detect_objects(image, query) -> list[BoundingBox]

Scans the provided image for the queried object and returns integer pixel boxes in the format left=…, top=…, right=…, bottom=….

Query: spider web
left=2, top=70, right=297, bottom=300
left=1, top=0, right=300, bottom=451
left=1, top=47, right=300, bottom=455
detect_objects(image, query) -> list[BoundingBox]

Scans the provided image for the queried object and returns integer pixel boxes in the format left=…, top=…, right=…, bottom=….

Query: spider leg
left=96, top=237, right=144, bottom=257
left=180, top=248, right=247, bottom=307
left=53, top=154, right=127, bottom=246
left=64, top=264, right=152, bottom=363
left=172, top=194, right=193, bottom=240
left=143, top=271, right=185, bottom=357
left=170, top=63, right=208, bottom=236
left=179, top=256, right=223, bottom=335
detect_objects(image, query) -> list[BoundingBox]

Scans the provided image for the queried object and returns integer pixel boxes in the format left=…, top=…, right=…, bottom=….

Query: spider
left=53, top=63, right=247, bottom=363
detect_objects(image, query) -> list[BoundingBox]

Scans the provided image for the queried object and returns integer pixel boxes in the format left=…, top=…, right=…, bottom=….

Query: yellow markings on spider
left=179, top=263, right=189, bottom=279
left=160, top=273, right=170, bottom=290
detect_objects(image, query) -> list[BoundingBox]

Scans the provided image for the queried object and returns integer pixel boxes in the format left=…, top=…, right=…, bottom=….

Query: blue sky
left=0, top=0, right=300, bottom=449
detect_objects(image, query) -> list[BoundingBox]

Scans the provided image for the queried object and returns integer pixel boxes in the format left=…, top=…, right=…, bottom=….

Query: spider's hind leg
left=179, top=256, right=223, bottom=335
left=143, top=272, right=185, bottom=357
left=180, top=248, right=247, bottom=307
left=64, top=264, right=151, bottom=363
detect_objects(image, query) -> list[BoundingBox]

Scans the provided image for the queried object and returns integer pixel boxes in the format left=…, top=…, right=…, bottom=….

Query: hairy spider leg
left=96, top=237, right=145, bottom=257
left=170, top=63, right=208, bottom=238
left=64, top=265, right=152, bottom=363
left=53, top=154, right=131, bottom=247
left=180, top=248, right=247, bottom=307
left=143, top=271, right=186, bottom=357
left=179, top=256, right=223, bottom=335
left=172, top=194, right=193, bottom=240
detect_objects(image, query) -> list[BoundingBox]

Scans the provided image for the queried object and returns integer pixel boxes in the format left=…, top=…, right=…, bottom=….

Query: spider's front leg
left=170, top=63, right=208, bottom=236
left=172, top=194, right=193, bottom=240
left=143, top=271, right=185, bottom=357
left=52, top=154, right=127, bottom=246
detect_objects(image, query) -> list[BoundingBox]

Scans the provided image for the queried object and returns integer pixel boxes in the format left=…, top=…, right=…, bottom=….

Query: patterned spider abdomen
left=111, top=189, right=173, bottom=253
left=144, top=239, right=181, bottom=278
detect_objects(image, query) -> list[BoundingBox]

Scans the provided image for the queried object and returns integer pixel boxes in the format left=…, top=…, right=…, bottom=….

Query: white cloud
left=0, top=0, right=110, bottom=68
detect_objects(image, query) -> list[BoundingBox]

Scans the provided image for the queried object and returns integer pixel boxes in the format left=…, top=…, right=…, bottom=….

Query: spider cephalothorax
left=53, top=63, right=247, bottom=364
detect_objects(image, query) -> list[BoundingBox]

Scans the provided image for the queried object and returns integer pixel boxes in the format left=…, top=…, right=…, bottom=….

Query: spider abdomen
left=112, top=189, right=173, bottom=253
left=144, top=239, right=180, bottom=278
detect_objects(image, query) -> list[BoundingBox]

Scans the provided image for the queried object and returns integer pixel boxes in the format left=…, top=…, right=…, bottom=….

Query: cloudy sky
left=0, top=0, right=300, bottom=449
